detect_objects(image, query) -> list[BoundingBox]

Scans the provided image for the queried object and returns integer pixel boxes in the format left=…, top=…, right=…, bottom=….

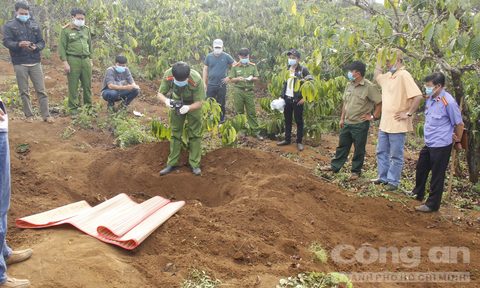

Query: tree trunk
left=449, top=70, right=479, bottom=183
left=465, top=101, right=480, bottom=183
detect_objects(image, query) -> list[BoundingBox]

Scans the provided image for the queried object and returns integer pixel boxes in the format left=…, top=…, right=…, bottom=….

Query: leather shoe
left=349, top=173, right=360, bottom=181
left=297, top=143, right=304, bottom=151
left=405, top=191, right=423, bottom=201
left=0, top=277, right=30, bottom=288
left=159, top=166, right=176, bottom=176
left=319, top=165, right=334, bottom=172
left=415, top=204, right=434, bottom=213
left=370, top=178, right=387, bottom=185
left=192, top=167, right=201, bottom=176
left=277, top=140, right=290, bottom=146
left=6, top=249, right=32, bottom=265
left=384, top=184, right=398, bottom=191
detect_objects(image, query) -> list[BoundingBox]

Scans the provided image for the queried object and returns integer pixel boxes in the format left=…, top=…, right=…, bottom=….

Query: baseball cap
left=213, top=39, right=223, bottom=48
left=287, top=48, right=301, bottom=58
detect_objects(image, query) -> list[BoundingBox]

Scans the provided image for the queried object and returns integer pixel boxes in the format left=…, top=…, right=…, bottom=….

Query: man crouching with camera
left=157, top=62, right=205, bottom=176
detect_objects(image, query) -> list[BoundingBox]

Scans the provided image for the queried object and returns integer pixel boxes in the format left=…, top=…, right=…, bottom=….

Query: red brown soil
left=1, top=53, right=479, bottom=288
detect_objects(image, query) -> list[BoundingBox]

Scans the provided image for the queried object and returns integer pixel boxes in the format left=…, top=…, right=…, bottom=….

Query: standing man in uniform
left=321, top=61, right=382, bottom=180
left=0, top=98, right=33, bottom=288
left=157, top=62, right=204, bottom=176
left=372, top=49, right=423, bottom=191
left=2, top=1, right=53, bottom=123
left=59, top=8, right=92, bottom=113
left=410, top=72, right=464, bottom=212
left=228, top=48, right=262, bottom=139
left=203, top=39, right=235, bottom=123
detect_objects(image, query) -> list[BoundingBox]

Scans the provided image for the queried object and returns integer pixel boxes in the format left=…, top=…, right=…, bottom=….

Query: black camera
left=169, top=99, right=184, bottom=115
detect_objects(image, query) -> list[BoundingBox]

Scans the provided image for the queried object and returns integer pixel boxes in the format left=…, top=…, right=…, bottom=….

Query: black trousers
left=207, top=84, right=227, bottom=122
left=283, top=99, right=304, bottom=144
left=412, top=144, right=452, bottom=211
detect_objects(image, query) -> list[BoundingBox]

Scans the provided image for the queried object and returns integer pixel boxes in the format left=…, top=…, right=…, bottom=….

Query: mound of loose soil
left=6, top=122, right=480, bottom=287
left=1, top=53, right=478, bottom=288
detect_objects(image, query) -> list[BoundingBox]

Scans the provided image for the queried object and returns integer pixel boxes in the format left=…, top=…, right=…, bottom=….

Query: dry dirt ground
left=0, top=53, right=479, bottom=288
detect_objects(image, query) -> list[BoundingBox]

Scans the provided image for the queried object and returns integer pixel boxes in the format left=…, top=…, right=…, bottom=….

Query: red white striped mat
left=16, top=193, right=185, bottom=250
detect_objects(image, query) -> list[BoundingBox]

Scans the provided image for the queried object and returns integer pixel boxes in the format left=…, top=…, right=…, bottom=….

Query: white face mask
left=213, top=48, right=222, bottom=56
left=73, top=18, right=85, bottom=27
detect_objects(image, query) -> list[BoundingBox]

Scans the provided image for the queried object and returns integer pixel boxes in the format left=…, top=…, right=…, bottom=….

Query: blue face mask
left=347, top=71, right=355, bottom=81
left=288, top=59, right=297, bottom=66
left=389, top=67, right=397, bottom=74
left=174, top=79, right=188, bottom=87
left=17, top=14, right=30, bottom=22
left=425, top=86, right=434, bottom=96
left=240, top=58, right=249, bottom=65
left=115, top=66, right=126, bottom=73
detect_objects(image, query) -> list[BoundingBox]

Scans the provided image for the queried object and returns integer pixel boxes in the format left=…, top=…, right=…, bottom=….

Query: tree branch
left=388, top=0, right=401, bottom=32
left=459, top=63, right=480, bottom=73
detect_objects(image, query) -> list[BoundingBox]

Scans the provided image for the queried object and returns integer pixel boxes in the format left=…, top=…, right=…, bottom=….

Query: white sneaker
left=6, top=249, right=33, bottom=265
left=0, top=277, right=30, bottom=288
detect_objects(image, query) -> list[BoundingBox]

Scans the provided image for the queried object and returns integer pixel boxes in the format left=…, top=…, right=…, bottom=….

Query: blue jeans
left=101, top=88, right=139, bottom=107
left=376, top=130, right=406, bottom=187
left=0, top=132, right=12, bottom=283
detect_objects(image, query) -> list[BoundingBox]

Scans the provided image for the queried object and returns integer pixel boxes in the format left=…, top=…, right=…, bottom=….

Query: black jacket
left=281, top=64, right=313, bottom=102
left=2, top=18, right=45, bottom=65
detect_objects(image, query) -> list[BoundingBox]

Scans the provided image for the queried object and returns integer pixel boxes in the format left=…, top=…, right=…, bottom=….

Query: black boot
left=160, top=166, right=176, bottom=176
left=277, top=140, right=291, bottom=146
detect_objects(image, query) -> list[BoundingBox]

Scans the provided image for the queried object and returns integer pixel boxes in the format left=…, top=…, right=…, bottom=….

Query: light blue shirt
left=424, top=89, right=463, bottom=147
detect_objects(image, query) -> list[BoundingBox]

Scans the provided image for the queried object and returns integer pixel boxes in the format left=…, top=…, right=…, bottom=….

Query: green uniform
left=159, top=68, right=204, bottom=168
left=228, top=62, right=260, bottom=131
left=331, top=78, right=381, bottom=173
left=343, top=79, right=382, bottom=124
left=59, top=23, right=92, bottom=111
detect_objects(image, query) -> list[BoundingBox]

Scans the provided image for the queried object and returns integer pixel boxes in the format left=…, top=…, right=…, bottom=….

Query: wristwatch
left=407, top=112, right=412, bottom=117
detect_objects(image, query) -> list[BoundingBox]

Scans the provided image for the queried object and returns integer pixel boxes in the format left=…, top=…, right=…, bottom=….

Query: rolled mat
left=16, top=193, right=185, bottom=250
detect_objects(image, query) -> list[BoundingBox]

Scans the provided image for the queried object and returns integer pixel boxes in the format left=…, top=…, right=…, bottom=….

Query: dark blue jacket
left=2, top=18, right=45, bottom=65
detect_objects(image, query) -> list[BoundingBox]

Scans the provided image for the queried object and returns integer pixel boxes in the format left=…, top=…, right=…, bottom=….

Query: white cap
left=213, top=39, right=223, bottom=48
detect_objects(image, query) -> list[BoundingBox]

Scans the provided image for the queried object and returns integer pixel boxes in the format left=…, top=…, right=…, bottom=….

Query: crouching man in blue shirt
left=411, top=72, right=464, bottom=212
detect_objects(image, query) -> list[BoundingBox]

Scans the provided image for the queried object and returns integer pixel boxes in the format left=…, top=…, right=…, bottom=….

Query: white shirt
left=285, top=72, right=295, bottom=97
left=0, top=98, right=8, bottom=132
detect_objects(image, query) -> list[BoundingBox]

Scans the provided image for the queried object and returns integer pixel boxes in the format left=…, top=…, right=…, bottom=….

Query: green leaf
left=291, top=1, right=297, bottom=15
left=314, top=49, right=322, bottom=66
left=447, top=13, right=459, bottom=31
left=468, top=35, right=480, bottom=60
left=474, top=13, right=480, bottom=35
left=130, top=36, right=138, bottom=49
left=423, top=22, right=435, bottom=43
left=299, top=15, right=305, bottom=28
left=384, top=0, right=391, bottom=9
